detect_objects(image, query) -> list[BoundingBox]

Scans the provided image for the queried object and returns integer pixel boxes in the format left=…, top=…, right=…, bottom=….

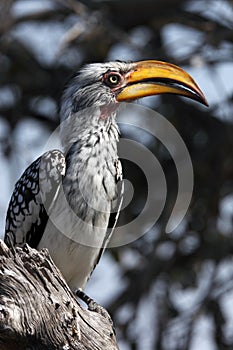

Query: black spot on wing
left=5, top=150, right=66, bottom=249
left=26, top=205, right=49, bottom=247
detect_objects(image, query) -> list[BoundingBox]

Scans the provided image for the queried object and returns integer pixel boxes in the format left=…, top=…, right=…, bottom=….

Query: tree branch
left=0, top=240, right=118, bottom=350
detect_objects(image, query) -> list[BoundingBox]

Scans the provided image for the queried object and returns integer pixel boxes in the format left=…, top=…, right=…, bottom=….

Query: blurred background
left=0, top=0, right=233, bottom=349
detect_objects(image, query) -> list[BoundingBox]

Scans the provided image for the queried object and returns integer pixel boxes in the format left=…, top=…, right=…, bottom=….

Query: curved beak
left=116, top=60, right=208, bottom=106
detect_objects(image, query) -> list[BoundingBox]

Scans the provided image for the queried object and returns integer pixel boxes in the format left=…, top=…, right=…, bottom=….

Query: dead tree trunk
left=0, top=240, right=119, bottom=350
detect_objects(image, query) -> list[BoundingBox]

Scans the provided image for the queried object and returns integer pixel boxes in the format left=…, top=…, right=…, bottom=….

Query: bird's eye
left=104, top=73, right=122, bottom=87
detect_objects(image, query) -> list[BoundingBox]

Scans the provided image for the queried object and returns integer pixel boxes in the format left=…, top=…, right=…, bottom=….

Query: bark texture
left=0, top=240, right=118, bottom=350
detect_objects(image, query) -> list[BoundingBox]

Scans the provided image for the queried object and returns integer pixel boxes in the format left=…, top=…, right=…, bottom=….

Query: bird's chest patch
left=99, top=104, right=118, bottom=120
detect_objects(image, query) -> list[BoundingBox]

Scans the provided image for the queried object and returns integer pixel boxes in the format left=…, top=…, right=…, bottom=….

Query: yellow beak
left=116, top=60, right=208, bottom=106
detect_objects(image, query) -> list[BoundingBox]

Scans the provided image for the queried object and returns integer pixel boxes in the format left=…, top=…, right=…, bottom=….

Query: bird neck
left=65, top=114, right=119, bottom=165
left=60, top=105, right=119, bottom=151
left=62, top=110, right=120, bottom=217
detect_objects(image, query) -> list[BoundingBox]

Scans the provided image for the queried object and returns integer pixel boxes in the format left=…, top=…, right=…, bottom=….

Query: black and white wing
left=4, top=150, right=66, bottom=248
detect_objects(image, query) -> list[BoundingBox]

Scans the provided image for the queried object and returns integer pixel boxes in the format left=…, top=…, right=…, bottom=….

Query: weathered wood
left=0, top=240, right=118, bottom=350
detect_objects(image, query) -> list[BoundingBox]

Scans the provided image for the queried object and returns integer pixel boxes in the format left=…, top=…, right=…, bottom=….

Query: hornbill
left=4, top=60, right=208, bottom=291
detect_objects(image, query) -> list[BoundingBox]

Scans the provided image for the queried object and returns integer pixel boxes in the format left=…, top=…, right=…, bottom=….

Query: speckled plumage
left=5, top=150, right=66, bottom=248
left=5, top=61, right=127, bottom=289
left=4, top=59, right=207, bottom=289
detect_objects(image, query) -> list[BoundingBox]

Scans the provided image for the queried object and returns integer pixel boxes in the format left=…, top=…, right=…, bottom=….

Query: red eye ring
left=104, top=72, right=122, bottom=88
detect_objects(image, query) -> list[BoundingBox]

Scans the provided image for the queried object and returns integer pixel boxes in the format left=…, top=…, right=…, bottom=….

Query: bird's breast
left=38, top=122, right=122, bottom=288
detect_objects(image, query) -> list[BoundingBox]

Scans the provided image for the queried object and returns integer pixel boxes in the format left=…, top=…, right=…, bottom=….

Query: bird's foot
left=75, top=288, right=113, bottom=326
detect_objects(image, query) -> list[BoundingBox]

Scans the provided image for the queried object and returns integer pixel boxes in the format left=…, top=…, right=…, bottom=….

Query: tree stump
left=0, top=240, right=118, bottom=350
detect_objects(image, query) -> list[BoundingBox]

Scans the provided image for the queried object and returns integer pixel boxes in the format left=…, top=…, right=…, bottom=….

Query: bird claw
left=75, top=288, right=113, bottom=326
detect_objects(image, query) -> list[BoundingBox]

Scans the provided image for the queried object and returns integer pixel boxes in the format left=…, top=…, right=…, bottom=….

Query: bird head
left=60, top=60, right=208, bottom=123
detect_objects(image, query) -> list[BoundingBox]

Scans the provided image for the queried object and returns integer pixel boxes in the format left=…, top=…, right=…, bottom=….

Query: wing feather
left=4, top=150, right=66, bottom=248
